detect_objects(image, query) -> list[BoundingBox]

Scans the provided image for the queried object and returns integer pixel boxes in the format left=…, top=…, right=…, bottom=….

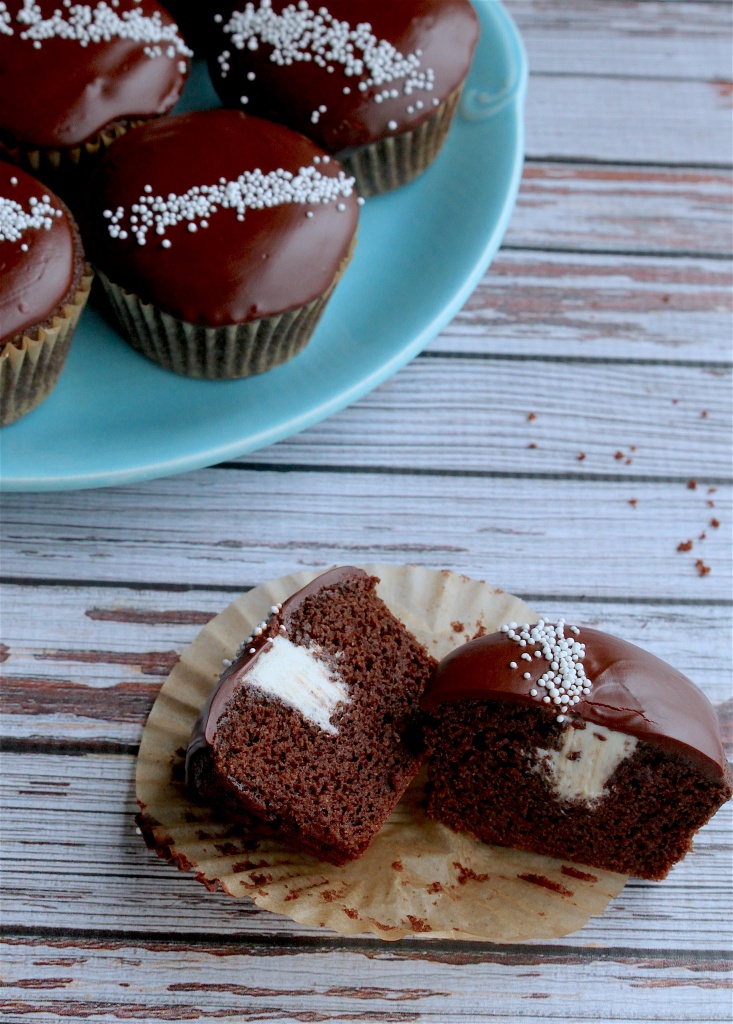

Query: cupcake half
left=0, top=164, right=92, bottom=426
left=85, top=108, right=360, bottom=379
left=422, top=621, right=733, bottom=879
left=207, top=0, right=480, bottom=196
left=0, top=0, right=191, bottom=203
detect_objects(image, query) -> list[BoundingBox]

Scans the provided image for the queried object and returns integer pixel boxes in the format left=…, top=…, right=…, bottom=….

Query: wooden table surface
left=1, top=1, right=732, bottom=1021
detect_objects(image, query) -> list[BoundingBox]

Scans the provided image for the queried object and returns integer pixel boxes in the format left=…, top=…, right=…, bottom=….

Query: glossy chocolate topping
left=158, top=0, right=215, bottom=51
left=85, top=109, right=359, bottom=325
left=0, top=0, right=190, bottom=148
left=186, top=567, right=369, bottom=773
left=0, top=164, right=78, bottom=342
left=422, top=625, right=730, bottom=781
left=208, top=0, right=479, bottom=155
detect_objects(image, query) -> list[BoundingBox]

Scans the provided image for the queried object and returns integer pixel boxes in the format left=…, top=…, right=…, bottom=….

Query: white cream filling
left=534, top=722, right=638, bottom=804
left=245, top=634, right=349, bottom=734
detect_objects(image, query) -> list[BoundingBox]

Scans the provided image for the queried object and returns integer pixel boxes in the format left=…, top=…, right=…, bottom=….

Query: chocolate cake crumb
left=518, top=873, right=573, bottom=897
left=678, top=540, right=693, bottom=552
left=561, top=865, right=598, bottom=883
left=696, top=559, right=711, bottom=576
left=453, top=862, right=489, bottom=885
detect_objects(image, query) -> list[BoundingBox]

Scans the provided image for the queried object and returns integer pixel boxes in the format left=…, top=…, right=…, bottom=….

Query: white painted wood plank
left=1, top=473, right=730, bottom=598
left=243, top=357, right=732, bottom=474
left=508, top=0, right=733, bottom=81
left=506, top=164, right=733, bottom=257
left=524, top=76, right=732, bottom=165
left=1, top=586, right=729, bottom=744
left=441, top=251, right=733, bottom=361
left=2, top=937, right=732, bottom=1024
left=1, top=753, right=730, bottom=953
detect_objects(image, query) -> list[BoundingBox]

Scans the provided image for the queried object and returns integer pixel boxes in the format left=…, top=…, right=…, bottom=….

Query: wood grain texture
left=1, top=586, right=730, bottom=745
left=1, top=753, right=731, bottom=953
left=509, top=0, right=733, bottom=81
left=1, top=0, right=731, bottom=1016
left=2, top=937, right=732, bottom=1023
left=1, top=471, right=729, bottom=597
left=241, top=357, right=733, bottom=471
left=442, top=252, right=733, bottom=361
left=523, top=75, right=732, bottom=165
left=506, top=164, right=733, bottom=257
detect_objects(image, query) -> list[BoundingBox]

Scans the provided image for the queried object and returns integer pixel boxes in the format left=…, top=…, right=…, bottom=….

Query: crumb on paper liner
left=135, top=564, right=627, bottom=942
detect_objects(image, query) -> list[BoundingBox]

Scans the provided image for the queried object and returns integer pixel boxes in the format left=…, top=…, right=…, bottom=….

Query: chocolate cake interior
left=425, top=699, right=731, bottom=879
left=188, top=568, right=436, bottom=864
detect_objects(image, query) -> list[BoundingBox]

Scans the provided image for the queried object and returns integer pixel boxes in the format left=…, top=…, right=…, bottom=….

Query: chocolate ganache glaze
left=0, top=0, right=190, bottom=149
left=85, top=109, right=359, bottom=325
left=0, top=164, right=81, bottom=342
left=422, top=623, right=730, bottom=783
left=186, top=566, right=369, bottom=773
left=208, top=0, right=479, bottom=156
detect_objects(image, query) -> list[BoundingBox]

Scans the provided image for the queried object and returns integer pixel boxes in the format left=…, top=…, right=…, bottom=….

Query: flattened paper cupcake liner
left=0, top=267, right=93, bottom=427
left=136, top=564, right=627, bottom=942
left=340, top=87, right=463, bottom=198
left=98, top=239, right=355, bottom=380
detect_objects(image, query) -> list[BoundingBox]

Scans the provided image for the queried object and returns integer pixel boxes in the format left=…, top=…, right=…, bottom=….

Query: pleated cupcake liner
left=136, top=564, right=627, bottom=942
left=340, top=86, right=464, bottom=198
left=0, top=120, right=147, bottom=205
left=0, top=267, right=93, bottom=427
left=97, top=239, right=354, bottom=380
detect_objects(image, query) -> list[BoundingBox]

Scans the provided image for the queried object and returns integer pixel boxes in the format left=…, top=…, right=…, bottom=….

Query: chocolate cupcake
left=422, top=620, right=733, bottom=879
left=208, top=0, right=480, bottom=196
left=0, top=0, right=191, bottom=202
left=0, top=164, right=92, bottom=426
left=85, top=108, right=359, bottom=379
left=186, top=567, right=436, bottom=865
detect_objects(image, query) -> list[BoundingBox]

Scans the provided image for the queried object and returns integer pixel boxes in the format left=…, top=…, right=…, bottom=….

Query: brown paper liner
left=136, top=565, right=627, bottom=941
left=0, top=120, right=147, bottom=206
left=0, top=267, right=93, bottom=427
left=339, top=87, right=463, bottom=198
left=98, top=237, right=356, bottom=380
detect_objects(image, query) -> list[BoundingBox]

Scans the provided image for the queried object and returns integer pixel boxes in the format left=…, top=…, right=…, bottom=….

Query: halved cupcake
left=186, top=567, right=437, bottom=864
left=422, top=620, right=733, bottom=879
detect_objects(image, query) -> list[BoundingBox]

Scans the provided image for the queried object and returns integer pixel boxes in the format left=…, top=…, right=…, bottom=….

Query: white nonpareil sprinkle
left=500, top=618, right=590, bottom=722
left=106, top=160, right=355, bottom=247
left=221, top=0, right=436, bottom=132
left=0, top=2, right=12, bottom=35
left=0, top=192, right=62, bottom=243
left=7, top=0, right=191, bottom=59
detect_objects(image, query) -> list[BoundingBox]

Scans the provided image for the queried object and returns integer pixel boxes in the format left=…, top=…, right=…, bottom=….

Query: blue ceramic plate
left=0, top=1, right=527, bottom=491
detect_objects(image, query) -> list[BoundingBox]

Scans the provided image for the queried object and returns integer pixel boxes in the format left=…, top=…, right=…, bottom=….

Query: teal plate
left=0, top=1, right=527, bottom=491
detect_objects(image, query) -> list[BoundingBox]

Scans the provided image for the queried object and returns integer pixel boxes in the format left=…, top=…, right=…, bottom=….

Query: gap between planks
left=2, top=927, right=731, bottom=965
